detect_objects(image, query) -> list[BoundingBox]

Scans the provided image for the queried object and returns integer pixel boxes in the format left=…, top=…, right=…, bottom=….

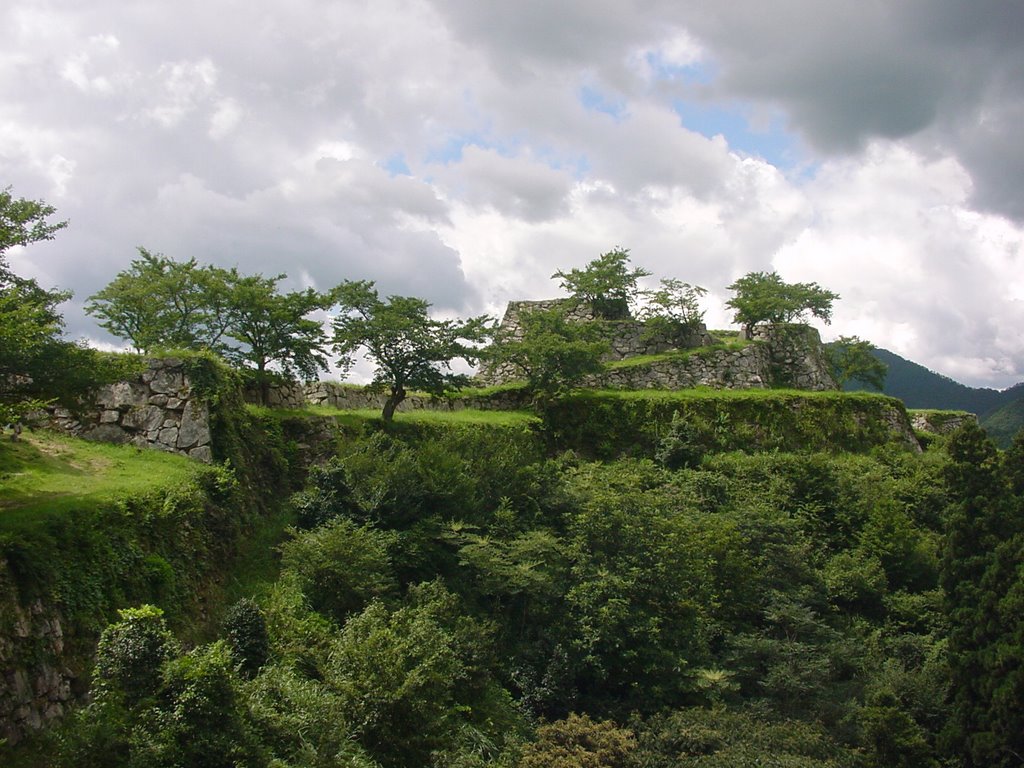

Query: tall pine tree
left=941, top=423, right=1024, bottom=767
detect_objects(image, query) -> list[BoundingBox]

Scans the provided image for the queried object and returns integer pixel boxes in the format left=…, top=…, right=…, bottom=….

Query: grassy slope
left=0, top=430, right=196, bottom=528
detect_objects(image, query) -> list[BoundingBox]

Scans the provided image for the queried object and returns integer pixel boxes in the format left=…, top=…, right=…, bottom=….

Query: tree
left=221, top=270, right=332, bottom=405
left=85, top=248, right=232, bottom=354
left=518, top=713, right=635, bottom=768
left=725, top=271, right=839, bottom=335
left=941, top=424, right=1024, bottom=767
left=484, top=306, right=608, bottom=404
left=829, top=335, right=888, bottom=390
left=331, top=280, right=492, bottom=422
left=0, top=187, right=80, bottom=425
left=0, top=185, right=67, bottom=261
left=638, top=277, right=708, bottom=345
left=552, top=248, right=651, bottom=320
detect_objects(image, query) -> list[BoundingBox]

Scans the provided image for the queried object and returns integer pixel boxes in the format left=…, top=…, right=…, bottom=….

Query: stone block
left=81, top=424, right=130, bottom=444
left=96, top=381, right=148, bottom=409
left=157, top=426, right=179, bottom=447
left=121, top=405, right=166, bottom=432
left=188, top=445, right=213, bottom=463
left=177, top=400, right=210, bottom=449
left=149, top=367, right=184, bottom=395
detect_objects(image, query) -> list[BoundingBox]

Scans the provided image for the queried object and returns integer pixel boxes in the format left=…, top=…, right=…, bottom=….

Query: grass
left=0, top=429, right=196, bottom=528
left=582, top=386, right=897, bottom=403
left=248, top=403, right=539, bottom=427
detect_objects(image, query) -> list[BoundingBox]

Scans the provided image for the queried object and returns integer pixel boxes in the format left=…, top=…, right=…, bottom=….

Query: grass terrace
left=0, top=430, right=196, bottom=529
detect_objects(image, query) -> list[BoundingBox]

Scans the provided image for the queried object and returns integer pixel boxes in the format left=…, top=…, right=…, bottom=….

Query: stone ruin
left=478, top=298, right=839, bottom=392
left=46, top=357, right=214, bottom=462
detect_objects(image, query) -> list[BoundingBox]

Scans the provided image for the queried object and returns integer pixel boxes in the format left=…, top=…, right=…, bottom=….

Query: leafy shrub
left=280, top=517, right=397, bottom=622
left=223, top=597, right=270, bottom=677
left=94, top=605, right=179, bottom=706
left=518, top=713, right=635, bottom=768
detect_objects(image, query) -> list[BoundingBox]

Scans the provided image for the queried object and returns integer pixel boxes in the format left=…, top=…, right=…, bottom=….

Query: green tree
left=638, top=277, right=707, bottom=329
left=221, top=270, right=332, bottom=405
left=484, top=306, right=608, bottom=404
left=0, top=187, right=92, bottom=425
left=518, top=713, right=635, bottom=768
left=85, top=248, right=232, bottom=354
left=552, top=248, right=651, bottom=320
left=0, top=185, right=67, bottom=259
left=94, top=605, right=180, bottom=706
left=829, top=335, right=887, bottom=390
left=941, top=424, right=1024, bottom=767
left=279, top=517, right=398, bottom=622
left=725, top=271, right=839, bottom=335
left=331, top=280, right=492, bottom=422
left=323, top=581, right=520, bottom=767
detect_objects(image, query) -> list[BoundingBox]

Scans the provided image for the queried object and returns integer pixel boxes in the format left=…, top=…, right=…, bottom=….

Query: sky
left=3, top=0, right=1024, bottom=389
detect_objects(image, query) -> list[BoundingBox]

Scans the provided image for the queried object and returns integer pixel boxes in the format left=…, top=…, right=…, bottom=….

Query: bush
left=223, top=598, right=270, bottom=677
left=518, top=713, right=635, bottom=768
left=94, top=605, right=179, bottom=706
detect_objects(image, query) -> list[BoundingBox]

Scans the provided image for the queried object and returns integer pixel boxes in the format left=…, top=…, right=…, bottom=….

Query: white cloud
left=2, top=0, right=1023, bottom=389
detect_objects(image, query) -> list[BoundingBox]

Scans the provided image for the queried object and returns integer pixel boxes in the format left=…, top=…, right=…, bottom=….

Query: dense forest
left=32, top=418, right=1022, bottom=768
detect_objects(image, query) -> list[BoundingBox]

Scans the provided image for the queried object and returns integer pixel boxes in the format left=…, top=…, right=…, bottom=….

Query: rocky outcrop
left=46, top=358, right=214, bottom=462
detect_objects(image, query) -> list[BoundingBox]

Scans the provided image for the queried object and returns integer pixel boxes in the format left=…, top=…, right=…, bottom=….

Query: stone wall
left=0, top=576, right=74, bottom=745
left=46, top=358, right=214, bottom=462
left=910, top=410, right=976, bottom=435
left=591, top=326, right=837, bottom=392
left=477, top=299, right=837, bottom=391
left=746, top=324, right=838, bottom=391
left=478, top=298, right=715, bottom=385
left=256, top=380, right=532, bottom=413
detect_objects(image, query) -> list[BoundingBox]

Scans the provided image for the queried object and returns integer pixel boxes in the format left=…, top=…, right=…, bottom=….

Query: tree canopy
left=726, top=271, right=839, bottom=334
left=331, top=280, right=492, bottom=421
left=829, top=335, right=887, bottom=390
left=85, top=248, right=232, bottom=354
left=220, top=270, right=332, bottom=403
left=0, top=187, right=94, bottom=425
left=484, top=306, right=608, bottom=404
left=552, top=248, right=651, bottom=320
left=87, top=252, right=333, bottom=402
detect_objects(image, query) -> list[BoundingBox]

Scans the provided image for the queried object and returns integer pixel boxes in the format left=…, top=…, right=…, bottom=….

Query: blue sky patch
left=673, top=99, right=803, bottom=169
left=381, top=152, right=411, bottom=176
left=579, top=85, right=627, bottom=120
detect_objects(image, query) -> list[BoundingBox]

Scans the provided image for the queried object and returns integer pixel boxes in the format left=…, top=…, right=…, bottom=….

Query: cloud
left=2, top=0, right=1023, bottom=388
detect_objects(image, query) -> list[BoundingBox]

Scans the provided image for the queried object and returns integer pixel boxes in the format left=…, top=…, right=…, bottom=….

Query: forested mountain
left=845, top=348, right=1020, bottom=415
left=844, top=347, right=1024, bottom=445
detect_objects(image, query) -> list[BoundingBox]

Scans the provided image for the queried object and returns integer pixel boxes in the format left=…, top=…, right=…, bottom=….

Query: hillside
left=6, top=398, right=1018, bottom=768
left=3, top=357, right=1022, bottom=767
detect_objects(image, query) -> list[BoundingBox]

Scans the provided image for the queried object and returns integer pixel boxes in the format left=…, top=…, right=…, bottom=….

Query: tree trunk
left=382, top=386, right=405, bottom=422
left=258, top=361, right=269, bottom=406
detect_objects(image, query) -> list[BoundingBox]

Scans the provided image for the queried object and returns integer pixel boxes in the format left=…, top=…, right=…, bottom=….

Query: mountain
left=844, top=347, right=1024, bottom=446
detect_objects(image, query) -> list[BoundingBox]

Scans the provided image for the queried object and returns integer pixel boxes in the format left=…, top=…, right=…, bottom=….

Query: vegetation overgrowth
left=22, top=415, right=1021, bottom=768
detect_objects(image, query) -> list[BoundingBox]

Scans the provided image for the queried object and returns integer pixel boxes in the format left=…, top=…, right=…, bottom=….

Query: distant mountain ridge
left=844, top=347, right=1024, bottom=446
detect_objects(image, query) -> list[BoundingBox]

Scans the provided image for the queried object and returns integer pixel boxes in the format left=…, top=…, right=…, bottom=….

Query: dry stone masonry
left=0, top=580, right=74, bottom=745
left=481, top=299, right=838, bottom=392
left=47, top=358, right=214, bottom=461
